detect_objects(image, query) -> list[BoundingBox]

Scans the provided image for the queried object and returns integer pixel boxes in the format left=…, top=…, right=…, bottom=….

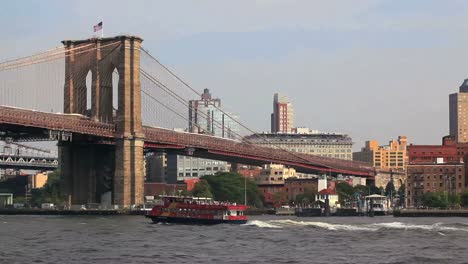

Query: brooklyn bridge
left=0, top=35, right=375, bottom=208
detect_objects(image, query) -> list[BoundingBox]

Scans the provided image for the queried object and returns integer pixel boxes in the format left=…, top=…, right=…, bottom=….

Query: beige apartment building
left=353, top=136, right=408, bottom=171
left=254, top=164, right=296, bottom=185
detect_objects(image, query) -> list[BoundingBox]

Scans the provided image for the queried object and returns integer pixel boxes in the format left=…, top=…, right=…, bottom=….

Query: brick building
left=406, top=136, right=467, bottom=207
left=258, top=177, right=318, bottom=206
left=407, top=136, right=458, bottom=164
left=407, top=162, right=464, bottom=207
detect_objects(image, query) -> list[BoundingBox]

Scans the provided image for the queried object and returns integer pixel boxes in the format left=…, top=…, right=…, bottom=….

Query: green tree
left=385, top=181, right=396, bottom=197
left=191, top=180, right=213, bottom=198
left=353, top=184, right=368, bottom=195
left=30, top=170, right=65, bottom=207
left=201, top=172, right=264, bottom=208
left=397, top=183, right=406, bottom=206
left=447, top=193, right=460, bottom=208
left=295, top=185, right=317, bottom=206
left=13, top=196, right=26, bottom=204
left=335, top=182, right=354, bottom=205
left=180, top=189, right=192, bottom=196
left=460, top=191, right=468, bottom=207
left=421, top=192, right=448, bottom=208
left=295, top=193, right=315, bottom=206
left=369, top=184, right=383, bottom=195
left=398, top=184, right=405, bottom=197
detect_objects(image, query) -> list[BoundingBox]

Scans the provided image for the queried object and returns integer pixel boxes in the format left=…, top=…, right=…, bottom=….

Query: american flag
left=93, top=21, right=103, bottom=32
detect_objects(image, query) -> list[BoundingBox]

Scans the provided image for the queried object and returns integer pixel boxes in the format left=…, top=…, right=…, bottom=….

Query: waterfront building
left=449, top=79, right=468, bottom=143
left=405, top=136, right=467, bottom=207
left=285, top=178, right=318, bottom=202
left=258, top=177, right=318, bottom=206
left=244, top=132, right=353, bottom=160
left=271, top=93, right=294, bottom=133
left=353, top=136, right=408, bottom=171
left=315, top=189, right=340, bottom=208
left=406, top=161, right=464, bottom=207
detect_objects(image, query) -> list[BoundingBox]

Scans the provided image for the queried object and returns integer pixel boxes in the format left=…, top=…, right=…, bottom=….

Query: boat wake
left=245, top=219, right=468, bottom=232
left=243, top=220, right=282, bottom=228
left=370, top=222, right=468, bottom=232
left=270, top=219, right=377, bottom=231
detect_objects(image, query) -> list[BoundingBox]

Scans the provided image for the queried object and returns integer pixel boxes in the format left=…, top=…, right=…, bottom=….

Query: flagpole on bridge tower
left=101, top=18, right=104, bottom=38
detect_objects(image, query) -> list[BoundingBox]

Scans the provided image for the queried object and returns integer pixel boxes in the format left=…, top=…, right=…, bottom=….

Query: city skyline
left=2, top=1, right=468, bottom=149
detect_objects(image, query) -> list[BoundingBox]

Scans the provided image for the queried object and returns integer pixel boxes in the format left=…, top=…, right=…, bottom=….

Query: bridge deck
left=0, top=106, right=375, bottom=176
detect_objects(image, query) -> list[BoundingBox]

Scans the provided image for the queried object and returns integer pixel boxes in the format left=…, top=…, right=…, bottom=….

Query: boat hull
left=146, top=215, right=247, bottom=225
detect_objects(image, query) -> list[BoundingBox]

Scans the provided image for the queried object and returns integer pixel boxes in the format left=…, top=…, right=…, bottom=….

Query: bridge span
left=0, top=105, right=374, bottom=177
left=0, top=35, right=375, bottom=208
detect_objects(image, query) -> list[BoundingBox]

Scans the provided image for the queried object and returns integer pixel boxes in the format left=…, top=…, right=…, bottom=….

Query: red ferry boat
left=145, top=196, right=248, bottom=224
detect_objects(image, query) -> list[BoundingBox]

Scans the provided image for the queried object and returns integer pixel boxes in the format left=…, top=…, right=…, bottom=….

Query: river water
left=1, top=215, right=467, bottom=264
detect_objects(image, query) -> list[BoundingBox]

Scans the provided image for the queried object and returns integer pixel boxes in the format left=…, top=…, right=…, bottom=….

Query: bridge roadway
left=0, top=106, right=375, bottom=177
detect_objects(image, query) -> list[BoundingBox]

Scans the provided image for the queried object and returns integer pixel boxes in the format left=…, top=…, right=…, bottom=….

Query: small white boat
left=364, top=194, right=391, bottom=216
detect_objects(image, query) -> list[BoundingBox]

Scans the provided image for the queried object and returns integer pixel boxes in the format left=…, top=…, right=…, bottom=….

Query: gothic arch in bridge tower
left=60, top=36, right=145, bottom=208
left=85, top=70, right=92, bottom=112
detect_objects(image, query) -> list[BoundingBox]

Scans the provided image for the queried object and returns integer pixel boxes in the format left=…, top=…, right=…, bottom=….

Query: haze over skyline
left=2, top=0, right=468, bottom=149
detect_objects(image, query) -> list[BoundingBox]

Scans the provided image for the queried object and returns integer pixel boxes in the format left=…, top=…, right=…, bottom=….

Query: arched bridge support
left=60, top=35, right=145, bottom=208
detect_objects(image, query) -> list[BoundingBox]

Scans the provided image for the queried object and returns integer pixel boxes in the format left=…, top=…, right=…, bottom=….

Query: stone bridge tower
left=59, top=36, right=144, bottom=208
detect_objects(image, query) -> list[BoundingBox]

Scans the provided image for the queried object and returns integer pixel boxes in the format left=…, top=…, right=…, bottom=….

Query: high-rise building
left=449, top=79, right=468, bottom=143
left=353, top=136, right=408, bottom=171
left=156, top=88, right=240, bottom=183
left=271, top=93, right=294, bottom=133
left=189, top=88, right=239, bottom=139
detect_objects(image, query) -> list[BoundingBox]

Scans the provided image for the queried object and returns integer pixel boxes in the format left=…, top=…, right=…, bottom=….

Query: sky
left=1, top=0, right=468, bottom=150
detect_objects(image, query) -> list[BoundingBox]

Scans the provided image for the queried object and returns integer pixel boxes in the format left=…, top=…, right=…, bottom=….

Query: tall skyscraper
left=271, top=93, right=294, bottom=133
left=449, top=79, right=468, bottom=142
left=189, top=88, right=239, bottom=139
